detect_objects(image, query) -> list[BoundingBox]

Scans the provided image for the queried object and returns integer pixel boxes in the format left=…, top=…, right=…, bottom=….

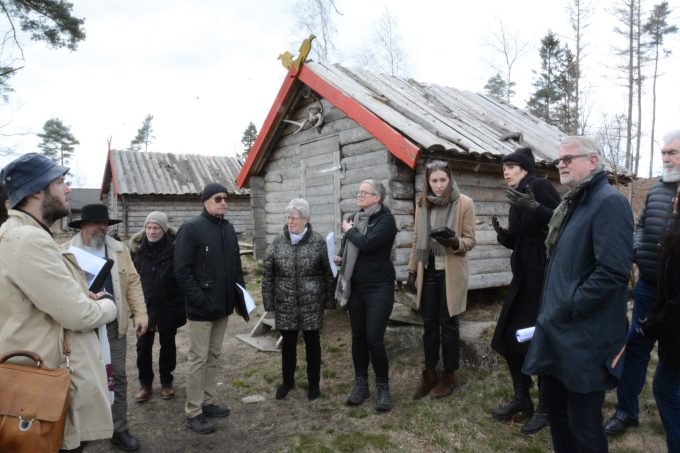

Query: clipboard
left=89, top=258, right=114, bottom=292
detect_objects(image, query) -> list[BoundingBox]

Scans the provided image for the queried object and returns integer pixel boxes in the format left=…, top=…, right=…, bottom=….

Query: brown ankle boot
left=413, top=368, right=439, bottom=400
left=430, top=371, right=456, bottom=399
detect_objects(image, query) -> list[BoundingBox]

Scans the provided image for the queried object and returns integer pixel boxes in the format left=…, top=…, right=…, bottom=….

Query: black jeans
left=347, top=281, right=394, bottom=384
left=136, top=328, right=178, bottom=387
left=542, top=375, right=607, bottom=453
left=420, top=269, right=460, bottom=371
left=280, top=329, right=321, bottom=386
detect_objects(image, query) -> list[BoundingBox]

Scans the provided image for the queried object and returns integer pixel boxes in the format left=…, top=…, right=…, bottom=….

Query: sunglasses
left=552, top=154, right=592, bottom=167
left=212, top=196, right=228, bottom=203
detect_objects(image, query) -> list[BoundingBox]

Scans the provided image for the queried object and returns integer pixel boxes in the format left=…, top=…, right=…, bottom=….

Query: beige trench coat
left=407, top=195, right=477, bottom=317
left=0, top=210, right=118, bottom=449
left=63, top=234, right=147, bottom=337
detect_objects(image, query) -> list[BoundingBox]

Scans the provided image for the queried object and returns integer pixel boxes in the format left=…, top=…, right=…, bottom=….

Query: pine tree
left=526, top=31, right=565, bottom=128
left=37, top=118, right=79, bottom=166
left=129, top=114, right=155, bottom=152
left=484, top=73, right=514, bottom=101
left=240, top=122, right=258, bottom=160
left=644, top=1, right=678, bottom=176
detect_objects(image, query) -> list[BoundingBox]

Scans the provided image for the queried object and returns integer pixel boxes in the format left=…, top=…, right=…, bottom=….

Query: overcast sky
left=1, top=0, right=679, bottom=187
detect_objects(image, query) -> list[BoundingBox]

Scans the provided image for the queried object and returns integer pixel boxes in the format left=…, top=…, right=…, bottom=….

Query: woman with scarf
left=262, top=198, right=335, bottom=401
left=335, top=179, right=397, bottom=411
left=406, top=160, right=476, bottom=400
left=490, top=147, right=561, bottom=434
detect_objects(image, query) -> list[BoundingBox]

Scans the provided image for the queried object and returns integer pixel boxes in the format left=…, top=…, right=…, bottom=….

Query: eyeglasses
left=356, top=191, right=377, bottom=198
left=285, top=216, right=303, bottom=221
left=212, top=196, right=228, bottom=203
left=552, top=154, right=592, bottom=167
left=426, top=160, right=449, bottom=170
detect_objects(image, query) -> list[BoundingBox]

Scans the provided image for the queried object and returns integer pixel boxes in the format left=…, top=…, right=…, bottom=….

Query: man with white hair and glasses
left=523, top=136, right=634, bottom=452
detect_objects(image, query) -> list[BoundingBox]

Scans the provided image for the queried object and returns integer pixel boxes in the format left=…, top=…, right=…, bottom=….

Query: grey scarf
left=545, top=170, right=603, bottom=256
left=335, top=203, right=382, bottom=308
left=415, top=180, right=460, bottom=263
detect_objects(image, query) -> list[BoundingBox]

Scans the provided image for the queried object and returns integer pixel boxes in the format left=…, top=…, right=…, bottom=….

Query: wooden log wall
left=100, top=193, right=252, bottom=240
left=250, top=90, right=563, bottom=290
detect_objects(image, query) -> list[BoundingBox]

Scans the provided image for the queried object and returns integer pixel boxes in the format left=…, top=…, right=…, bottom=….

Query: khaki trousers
left=185, top=316, right=229, bottom=417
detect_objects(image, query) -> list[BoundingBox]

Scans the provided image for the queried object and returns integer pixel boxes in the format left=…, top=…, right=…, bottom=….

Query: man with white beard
left=604, top=130, right=680, bottom=435
left=64, top=203, right=148, bottom=451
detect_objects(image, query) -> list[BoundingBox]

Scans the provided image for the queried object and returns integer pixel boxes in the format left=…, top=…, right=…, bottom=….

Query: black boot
left=522, top=381, right=548, bottom=434
left=375, top=382, right=392, bottom=412
left=346, top=376, right=370, bottom=405
left=492, top=371, right=533, bottom=420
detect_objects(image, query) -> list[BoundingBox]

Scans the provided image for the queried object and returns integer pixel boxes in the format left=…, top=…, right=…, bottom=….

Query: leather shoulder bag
left=0, top=336, right=71, bottom=453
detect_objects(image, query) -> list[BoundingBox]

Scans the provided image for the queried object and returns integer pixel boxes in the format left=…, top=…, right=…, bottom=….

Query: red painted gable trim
left=236, top=66, right=300, bottom=188
left=297, top=65, right=419, bottom=168
left=99, top=149, right=120, bottom=200
left=236, top=63, right=420, bottom=188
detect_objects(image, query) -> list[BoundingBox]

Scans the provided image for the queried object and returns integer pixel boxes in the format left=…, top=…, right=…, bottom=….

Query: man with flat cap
left=0, top=153, right=117, bottom=452
left=174, top=182, right=248, bottom=434
left=63, top=203, right=148, bottom=452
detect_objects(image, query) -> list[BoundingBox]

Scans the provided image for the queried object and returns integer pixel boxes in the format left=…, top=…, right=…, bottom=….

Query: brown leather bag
left=0, top=348, right=70, bottom=453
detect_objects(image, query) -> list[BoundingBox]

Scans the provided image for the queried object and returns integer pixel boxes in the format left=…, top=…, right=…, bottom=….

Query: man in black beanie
left=174, top=182, right=248, bottom=434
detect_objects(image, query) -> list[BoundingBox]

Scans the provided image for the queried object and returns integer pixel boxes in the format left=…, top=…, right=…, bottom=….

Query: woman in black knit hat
left=490, top=146, right=561, bottom=434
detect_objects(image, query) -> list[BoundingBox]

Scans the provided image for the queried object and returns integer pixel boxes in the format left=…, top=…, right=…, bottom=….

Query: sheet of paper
left=68, top=246, right=109, bottom=288
left=236, top=283, right=256, bottom=314
left=515, top=326, right=535, bottom=343
left=326, top=232, right=338, bottom=277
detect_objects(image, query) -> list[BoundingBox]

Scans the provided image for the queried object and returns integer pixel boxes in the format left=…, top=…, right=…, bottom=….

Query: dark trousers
left=421, top=269, right=460, bottom=372
left=136, top=328, right=178, bottom=387
left=542, top=375, right=608, bottom=453
left=280, top=329, right=321, bottom=386
left=347, top=281, right=394, bottom=384
left=107, top=320, right=128, bottom=433
left=653, top=360, right=680, bottom=453
left=615, top=278, right=656, bottom=419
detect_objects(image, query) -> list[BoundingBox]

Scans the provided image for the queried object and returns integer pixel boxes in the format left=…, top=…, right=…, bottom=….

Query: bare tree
left=357, top=7, right=409, bottom=77
left=567, top=0, right=595, bottom=134
left=484, top=20, right=529, bottom=102
left=597, top=112, right=628, bottom=184
left=293, top=0, right=342, bottom=63
left=644, top=1, right=678, bottom=177
left=612, top=0, right=637, bottom=171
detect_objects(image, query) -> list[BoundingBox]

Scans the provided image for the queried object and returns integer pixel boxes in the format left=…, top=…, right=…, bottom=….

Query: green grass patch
left=331, top=431, right=395, bottom=452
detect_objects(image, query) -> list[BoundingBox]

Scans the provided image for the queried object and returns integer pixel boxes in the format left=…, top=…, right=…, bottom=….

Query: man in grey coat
left=523, top=137, right=634, bottom=453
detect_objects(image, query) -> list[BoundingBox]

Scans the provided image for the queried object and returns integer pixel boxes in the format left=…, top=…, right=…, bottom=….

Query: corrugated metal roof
left=69, top=188, right=101, bottom=210
left=108, top=151, right=248, bottom=196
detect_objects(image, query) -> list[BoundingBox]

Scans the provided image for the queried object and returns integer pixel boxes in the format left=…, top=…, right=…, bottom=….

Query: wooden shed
left=100, top=150, right=251, bottom=239
left=237, top=61, right=570, bottom=289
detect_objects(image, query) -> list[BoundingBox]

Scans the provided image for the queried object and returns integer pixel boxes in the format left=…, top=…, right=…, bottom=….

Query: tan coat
left=407, top=195, right=476, bottom=317
left=63, top=234, right=147, bottom=337
left=0, top=210, right=118, bottom=449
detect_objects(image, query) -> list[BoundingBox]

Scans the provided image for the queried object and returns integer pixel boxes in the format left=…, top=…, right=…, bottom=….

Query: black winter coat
left=523, top=172, right=634, bottom=393
left=129, top=228, right=186, bottom=331
left=491, top=175, right=561, bottom=355
left=344, top=204, right=397, bottom=284
left=634, top=179, right=677, bottom=284
left=174, top=210, right=247, bottom=322
left=651, top=253, right=680, bottom=369
left=262, top=224, right=335, bottom=331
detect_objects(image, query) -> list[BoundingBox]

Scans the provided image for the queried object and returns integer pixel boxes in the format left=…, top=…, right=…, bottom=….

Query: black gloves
left=505, top=186, right=540, bottom=211
left=406, top=271, right=417, bottom=295
left=491, top=215, right=506, bottom=235
left=434, top=232, right=459, bottom=249
left=636, top=316, right=662, bottom=341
